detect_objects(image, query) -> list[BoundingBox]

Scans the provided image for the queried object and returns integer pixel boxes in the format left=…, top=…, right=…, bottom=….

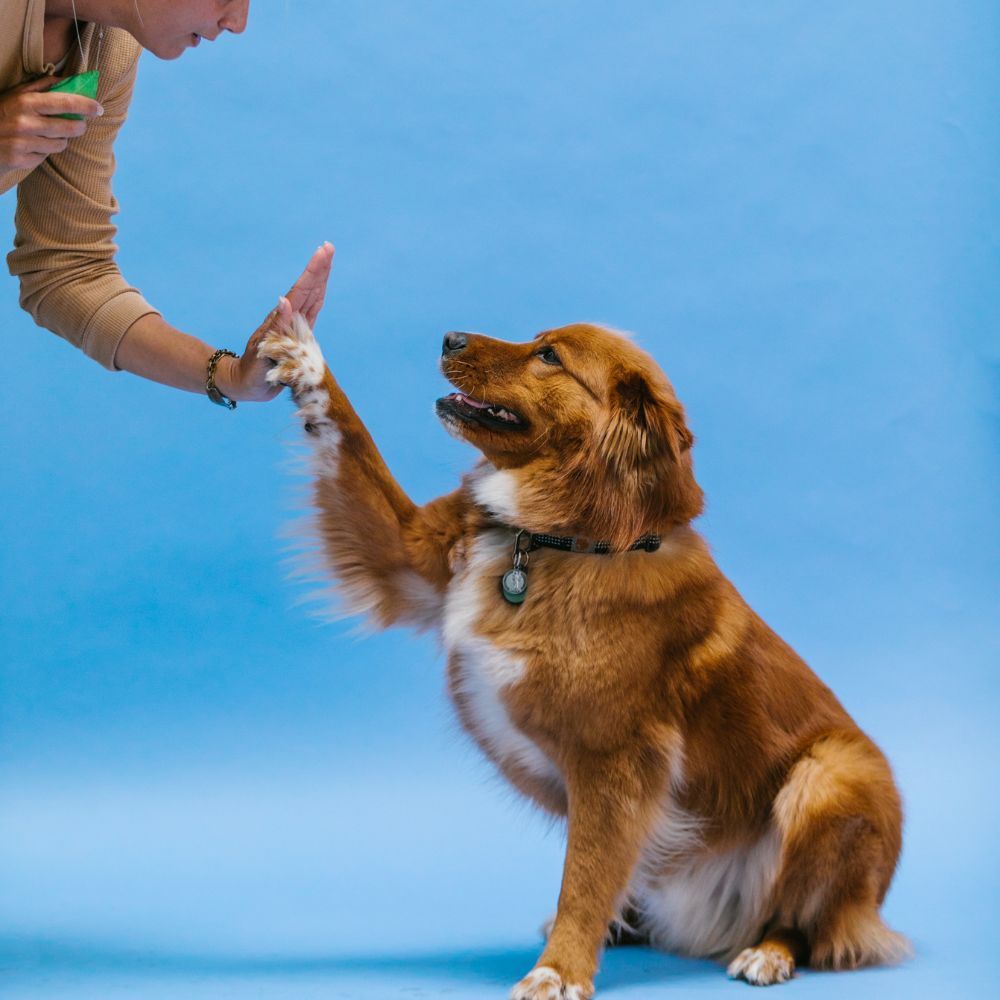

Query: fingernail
left=96, top=104, right=105, bottom=116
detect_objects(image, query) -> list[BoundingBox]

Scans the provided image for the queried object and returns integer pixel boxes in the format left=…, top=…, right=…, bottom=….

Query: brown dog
left=259, top=318, right=909, bottom=997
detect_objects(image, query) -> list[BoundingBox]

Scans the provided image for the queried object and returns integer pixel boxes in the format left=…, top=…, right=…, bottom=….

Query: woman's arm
left=114, top=243, right=335, bottom=403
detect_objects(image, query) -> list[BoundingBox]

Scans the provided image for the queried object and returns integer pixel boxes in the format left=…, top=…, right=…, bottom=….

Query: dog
left=258, top=317, right=909, bottom=998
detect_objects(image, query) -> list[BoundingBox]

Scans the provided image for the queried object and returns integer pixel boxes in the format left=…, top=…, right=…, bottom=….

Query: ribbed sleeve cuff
left=79, top=289, right=160, bottom=371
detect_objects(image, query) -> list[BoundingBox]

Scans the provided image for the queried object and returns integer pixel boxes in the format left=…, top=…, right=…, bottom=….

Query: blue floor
left=3, top=940, right=975, bottom=1000
left=2, top=723, right=997, bottom=1000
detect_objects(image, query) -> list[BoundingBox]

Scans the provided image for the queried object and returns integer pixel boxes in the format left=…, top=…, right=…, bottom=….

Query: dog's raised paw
left=727, top=946, right=794, bottom=986
left=511, top=966, right=591, bottom=1000
left=257, top=313, right=326, bottom=396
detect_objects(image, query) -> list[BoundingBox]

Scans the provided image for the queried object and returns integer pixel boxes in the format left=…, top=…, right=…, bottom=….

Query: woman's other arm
left=6, top=33, right=156, bottom=368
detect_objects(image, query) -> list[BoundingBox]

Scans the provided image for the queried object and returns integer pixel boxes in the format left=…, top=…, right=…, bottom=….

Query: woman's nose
left=223, top=1, right=250, bottom=34
left=442, top=331, right=468, bottom=356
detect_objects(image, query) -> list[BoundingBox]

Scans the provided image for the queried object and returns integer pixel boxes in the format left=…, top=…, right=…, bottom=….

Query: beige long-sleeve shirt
left=2, top=1, right=159, bottom=369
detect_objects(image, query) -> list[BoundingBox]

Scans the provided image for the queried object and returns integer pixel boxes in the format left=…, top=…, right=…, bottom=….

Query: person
left=0, top=0, right=332, bottom=408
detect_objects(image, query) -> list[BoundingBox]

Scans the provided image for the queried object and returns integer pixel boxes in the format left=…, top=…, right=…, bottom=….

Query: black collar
left=518, top=529, right=661, bottom=555
left=498, top=528, right=661, bottom=604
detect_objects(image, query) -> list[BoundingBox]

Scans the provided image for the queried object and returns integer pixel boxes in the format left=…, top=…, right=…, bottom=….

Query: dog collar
left=501, top=528, right=661, bottom=604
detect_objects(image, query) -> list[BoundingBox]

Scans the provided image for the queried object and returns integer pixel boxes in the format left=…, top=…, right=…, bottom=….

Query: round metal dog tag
left=501, top=568, right=528, bottom=604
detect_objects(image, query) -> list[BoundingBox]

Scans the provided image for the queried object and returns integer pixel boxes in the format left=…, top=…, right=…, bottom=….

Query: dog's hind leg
left=258, top=313, right=463, bottom=630
left=728, top=732, right=910, bottom=986
left=771, top=811, right=910, bottom=974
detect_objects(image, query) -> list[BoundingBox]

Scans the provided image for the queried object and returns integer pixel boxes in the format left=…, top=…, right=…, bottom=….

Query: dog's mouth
left=435, top=391, right=526, bottom=431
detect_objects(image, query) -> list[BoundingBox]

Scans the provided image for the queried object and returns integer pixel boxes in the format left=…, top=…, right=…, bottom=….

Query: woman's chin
left=143, top=36, right=192, bottom=61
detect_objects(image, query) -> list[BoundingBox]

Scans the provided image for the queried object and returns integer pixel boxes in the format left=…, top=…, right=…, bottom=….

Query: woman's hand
left=0, top=77, right=104, bottom=174
left=217, top=243, right=335, bottom=402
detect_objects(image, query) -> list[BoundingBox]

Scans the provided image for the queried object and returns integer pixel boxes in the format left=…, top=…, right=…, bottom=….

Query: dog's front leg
left=513, top=752, right=658, bottom=1000
left=259, top=314, right=461, bottom=629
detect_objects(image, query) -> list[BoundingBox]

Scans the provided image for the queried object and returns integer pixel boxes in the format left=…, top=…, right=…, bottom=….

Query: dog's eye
left=537, top=346, right=561, bottom=366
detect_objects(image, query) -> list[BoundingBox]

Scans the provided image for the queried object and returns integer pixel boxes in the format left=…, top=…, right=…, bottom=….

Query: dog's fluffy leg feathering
left=257, top=313, right=461, bottom=631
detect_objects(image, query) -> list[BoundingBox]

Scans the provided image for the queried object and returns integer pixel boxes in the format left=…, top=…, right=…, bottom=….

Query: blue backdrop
left=1, top=2, right=997, bottom=997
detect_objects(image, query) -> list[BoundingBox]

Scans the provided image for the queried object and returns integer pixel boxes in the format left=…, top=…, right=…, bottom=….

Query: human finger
left=244, top=296, right=292, bottom=362
left=285, top=245, right=332, bottom=318
left=287, top=244, right=334, bottom=294
left=25, top=91, right=104, bottom=119
left=17, top=135, right=69, bottom=157
left=1, top=151, right=47, bottom=172
left=286, top=243, right=334, bottom=326
left=0, top=134, right=69, bottom=170
left=4, top=76, right=61, bottom=97
left=26, top=114, right=88, bottom=140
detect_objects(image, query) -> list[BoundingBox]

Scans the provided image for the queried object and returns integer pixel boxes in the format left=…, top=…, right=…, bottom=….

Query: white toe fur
left=511, top=965, right=589, bottom=1000
left=258, top=313, right=342, bottom=476
left=258, top=312, right=325, bottom=394
left=727, top=946, right=794, bottom=986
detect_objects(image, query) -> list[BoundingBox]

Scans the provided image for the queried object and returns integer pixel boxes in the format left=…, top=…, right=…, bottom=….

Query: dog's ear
left=602, top=371, right=694, bottom=471
left=585, top=369, right=700, bottom=547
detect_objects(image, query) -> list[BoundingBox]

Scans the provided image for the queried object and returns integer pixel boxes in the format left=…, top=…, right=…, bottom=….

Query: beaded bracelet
left=206, top=348, right=239, bottom=410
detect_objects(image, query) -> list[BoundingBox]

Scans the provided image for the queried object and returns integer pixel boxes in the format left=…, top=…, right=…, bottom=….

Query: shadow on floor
left=0, top=935, right=720, bottom=991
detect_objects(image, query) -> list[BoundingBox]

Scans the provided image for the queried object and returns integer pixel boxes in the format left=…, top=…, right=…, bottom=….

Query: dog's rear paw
left=257, top=313, right=325, bottom=396
left=727, top=945, right=794, bottom=986
left=511, top=966, right=592, bottom=1000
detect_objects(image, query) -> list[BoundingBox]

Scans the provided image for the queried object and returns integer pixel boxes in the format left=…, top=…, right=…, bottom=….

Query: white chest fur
left=441, top=531, right=561, bottom=785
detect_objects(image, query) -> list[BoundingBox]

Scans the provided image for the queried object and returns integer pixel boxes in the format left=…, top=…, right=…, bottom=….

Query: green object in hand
left=48, top=71, right=100, bottom=120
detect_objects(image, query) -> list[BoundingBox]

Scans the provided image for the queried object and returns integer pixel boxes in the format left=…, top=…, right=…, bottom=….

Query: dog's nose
left=442, top=331, right=468, bottom=356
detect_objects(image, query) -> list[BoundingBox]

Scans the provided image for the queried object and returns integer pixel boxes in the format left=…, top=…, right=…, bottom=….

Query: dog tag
left=501, top=568, right=528, bottom=604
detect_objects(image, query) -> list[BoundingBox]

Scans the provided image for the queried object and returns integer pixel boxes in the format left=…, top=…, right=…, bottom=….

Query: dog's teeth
left=450, top=393, right=518, bottom=423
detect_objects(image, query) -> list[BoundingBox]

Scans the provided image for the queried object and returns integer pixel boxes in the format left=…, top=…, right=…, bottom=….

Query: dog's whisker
left=525, top=426, right=550, bottom=456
